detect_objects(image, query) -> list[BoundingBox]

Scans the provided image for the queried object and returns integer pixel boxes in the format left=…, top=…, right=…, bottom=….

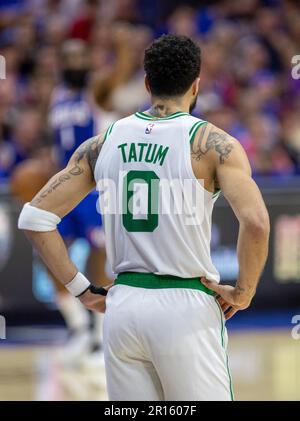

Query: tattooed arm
left=23, top=134, right=109, bottom=311
left=30, top=134, right=104, bottom=215
left=192, top=124, right=270, bottom=318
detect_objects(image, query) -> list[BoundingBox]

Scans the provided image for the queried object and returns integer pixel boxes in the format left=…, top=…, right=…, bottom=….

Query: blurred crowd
left=1, top=0, right=300, bottom=183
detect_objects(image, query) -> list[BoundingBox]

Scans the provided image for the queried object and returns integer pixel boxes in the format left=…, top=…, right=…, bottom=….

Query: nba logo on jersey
left=145, top=123, right=155, bottom=134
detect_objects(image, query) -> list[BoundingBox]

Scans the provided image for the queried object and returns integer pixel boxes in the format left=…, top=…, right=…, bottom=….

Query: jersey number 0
left=122, top=170, right=159, bottom=232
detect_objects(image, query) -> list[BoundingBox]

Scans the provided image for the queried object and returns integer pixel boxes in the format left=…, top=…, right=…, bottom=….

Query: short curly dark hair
left=144, top=34, right=201, bottom=97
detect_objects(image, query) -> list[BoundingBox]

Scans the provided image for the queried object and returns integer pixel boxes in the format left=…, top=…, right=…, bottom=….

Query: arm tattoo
left=235, top=284, right=256, bottom=298
left=191, top=127, right=234, bottom=164
left=74, top=134, right=104, bottom=174
left=31, top=169, right=81, bottom=206
left=235, top=285, right=246, bottom=296
left=31, top=135, right=104, bottom=206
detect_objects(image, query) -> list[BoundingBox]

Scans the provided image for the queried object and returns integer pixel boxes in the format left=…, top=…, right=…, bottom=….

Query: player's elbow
left=241, top=208, right=270, bottom=239
left=18, top=203, right=61, bottom=233
left=22, top=229, right=37, bottom=246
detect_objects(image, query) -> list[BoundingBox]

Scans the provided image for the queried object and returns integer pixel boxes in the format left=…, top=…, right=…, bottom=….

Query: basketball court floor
left=0, top=328, right=299, bottom=401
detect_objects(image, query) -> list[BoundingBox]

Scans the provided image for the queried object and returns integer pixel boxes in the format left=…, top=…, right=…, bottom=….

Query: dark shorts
left=58, top=191, right=104, bottom=249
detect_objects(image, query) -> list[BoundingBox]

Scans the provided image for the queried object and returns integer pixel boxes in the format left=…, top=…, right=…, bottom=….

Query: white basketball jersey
left=94, top=111, right=220, bottom=281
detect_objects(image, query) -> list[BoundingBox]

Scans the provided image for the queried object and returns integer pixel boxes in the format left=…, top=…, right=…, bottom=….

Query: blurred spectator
left=11, top=108, right=43, bottom=160
left=0, top=108, right=43, bottom=181
left=167, top=6, right=199, bottom=39
left=69, top=0, right=100, bottom=41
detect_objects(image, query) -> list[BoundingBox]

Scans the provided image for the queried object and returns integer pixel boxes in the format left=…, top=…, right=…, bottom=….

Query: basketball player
left=18, top=35, right=269, bottom=400
left=49, top=40, right=113, bottom=362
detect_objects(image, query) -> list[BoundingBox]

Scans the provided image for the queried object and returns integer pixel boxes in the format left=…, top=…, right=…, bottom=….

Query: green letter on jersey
left=123, top=170, right=159, bottom=232
left=153, top=145, right=169, bottom=165
left=118, top=143, right=127, bottom=163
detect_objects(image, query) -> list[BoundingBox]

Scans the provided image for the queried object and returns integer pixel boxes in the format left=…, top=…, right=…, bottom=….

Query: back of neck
left=148, top=100, right=188, bottom=118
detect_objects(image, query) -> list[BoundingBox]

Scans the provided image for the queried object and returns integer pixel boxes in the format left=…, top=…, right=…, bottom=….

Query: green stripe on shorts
left=215, top=298, right=235, bottom=401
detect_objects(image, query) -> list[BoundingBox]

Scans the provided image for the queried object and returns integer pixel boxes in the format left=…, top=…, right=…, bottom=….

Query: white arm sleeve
left=18, top=203, right=61, bottom=232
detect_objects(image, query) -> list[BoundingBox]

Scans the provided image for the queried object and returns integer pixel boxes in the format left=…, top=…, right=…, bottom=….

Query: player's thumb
left=200, top=277, right=222, bottom=294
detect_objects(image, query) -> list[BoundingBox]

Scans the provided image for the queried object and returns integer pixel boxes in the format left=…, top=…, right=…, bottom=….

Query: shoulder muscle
left=72, top=133, right=105, bottom=176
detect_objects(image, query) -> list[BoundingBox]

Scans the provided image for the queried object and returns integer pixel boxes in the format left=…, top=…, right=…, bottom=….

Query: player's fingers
left=84, top=297, right=106, bottom=313
left=221, top=303, right=231, bottom=313
left=225, top=307, right=238, bottom=320
left=91, top=302, right=106, bottom=313
left=96, top=297, right=107, bottom=312
left=216, top=296, right=226, bottom=307
left=216, top=296, right=230, bottom=312
left=201, top=278, right=223, bottom=295
left=215, top=297, right=230, bottom=314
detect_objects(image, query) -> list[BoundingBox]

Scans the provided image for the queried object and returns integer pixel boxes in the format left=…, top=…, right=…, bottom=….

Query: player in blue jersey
left=48, top=40, right=114, bottom=365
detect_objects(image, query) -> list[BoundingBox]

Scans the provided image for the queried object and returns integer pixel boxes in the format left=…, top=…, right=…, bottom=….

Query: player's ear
left=145, top=75, right=151, bottom=94
left=192, top=77, right=200, bottom=96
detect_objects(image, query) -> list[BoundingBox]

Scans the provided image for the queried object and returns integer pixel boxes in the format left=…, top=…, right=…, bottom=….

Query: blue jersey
left=49, top=87, right=104, bottom=246
left=49, top=87, right=96, bottom=167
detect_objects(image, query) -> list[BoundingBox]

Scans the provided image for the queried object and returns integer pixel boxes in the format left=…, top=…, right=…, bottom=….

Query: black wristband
left=88, top=285, right=108, bottom=296
left=76, top=285, right=90, bottom=298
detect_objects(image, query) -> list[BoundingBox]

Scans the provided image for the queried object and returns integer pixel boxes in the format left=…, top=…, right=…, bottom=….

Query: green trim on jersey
left=135, top=111, right=190, bottom=121
left=115, top=272, right=215, bottom=295
left=215, top=298, right=235, bottom=401
left=189, top=120, right=207, bottom=145
left=103, top=122, right=115, bottom=142
left=108, top=122, right=115, bottom=135
left=189, top=119, right=206, bottom=136
left=189, top=120, right=221, bottom=201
